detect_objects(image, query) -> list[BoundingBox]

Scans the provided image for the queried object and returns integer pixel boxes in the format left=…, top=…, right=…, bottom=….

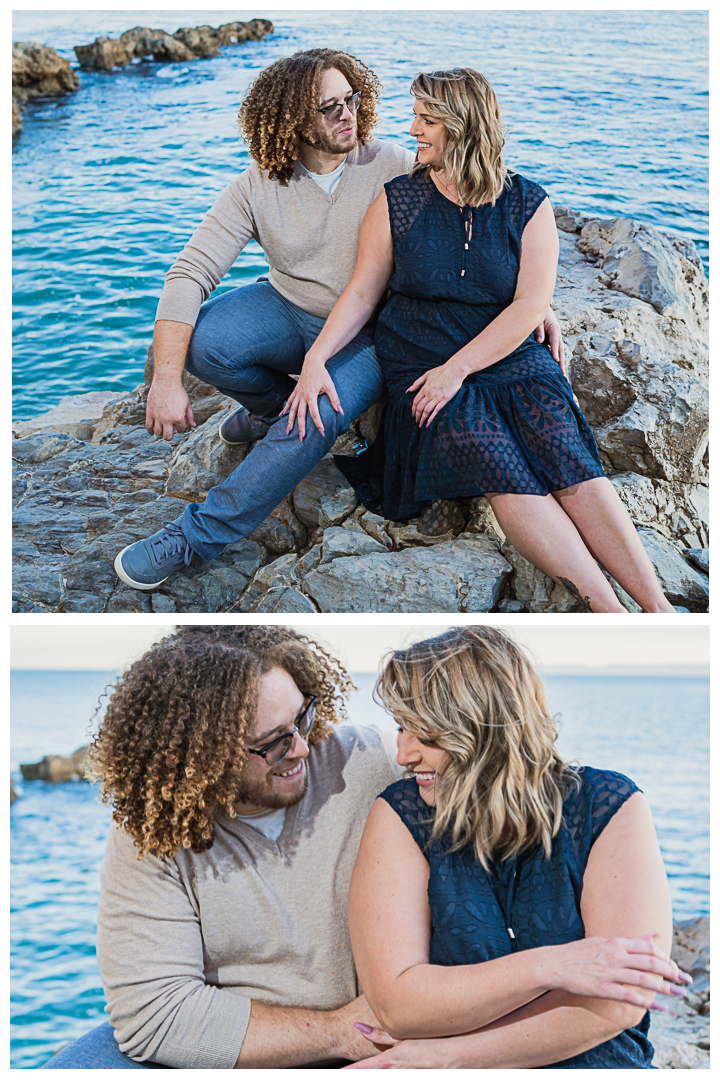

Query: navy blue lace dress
left=338, top=171, right=604, bottom=520
left=379, top=767, right=654, bottom=1068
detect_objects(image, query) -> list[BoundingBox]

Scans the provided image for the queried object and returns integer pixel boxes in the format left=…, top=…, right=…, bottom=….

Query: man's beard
left=306, top=125, right=356, bottom=156
left=233, top=760, right=309, bottom=811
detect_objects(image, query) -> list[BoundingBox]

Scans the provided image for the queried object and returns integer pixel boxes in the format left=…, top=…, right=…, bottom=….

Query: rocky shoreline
left=12, top=20, right=274, bottom=138
left=12, top=208, right=709, bottom=613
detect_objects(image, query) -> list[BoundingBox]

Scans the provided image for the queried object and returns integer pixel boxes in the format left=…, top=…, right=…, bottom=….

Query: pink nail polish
left=354, top=1023, right=373, bottom=1034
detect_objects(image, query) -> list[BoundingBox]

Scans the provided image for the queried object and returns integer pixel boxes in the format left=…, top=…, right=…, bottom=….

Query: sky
left=9, top=622, right=710, bottom=675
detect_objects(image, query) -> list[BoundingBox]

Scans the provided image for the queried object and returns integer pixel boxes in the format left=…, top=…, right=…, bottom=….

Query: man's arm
left=145, top=321, right=195, bottom=442
left=147, top=176, right=258, bottom=440
left=98, top=826, right=378, bottom=1068
left=235, top=998, right=379, bottom=1068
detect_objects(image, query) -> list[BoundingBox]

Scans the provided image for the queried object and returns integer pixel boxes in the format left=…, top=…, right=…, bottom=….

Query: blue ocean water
left=12, top=9, right=708, bottom=419
left=10, top=669, right=709, bottom=1068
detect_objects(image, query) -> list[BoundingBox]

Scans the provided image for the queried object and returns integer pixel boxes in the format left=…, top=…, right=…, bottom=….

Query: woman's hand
left=407, top=363, right=464, bottom=427
left=343, top=1026, right=440, bottom=1069
left=545, top=933, right=691, bottom=1009
left=281, top=359, right=344, bottom=442
left=534, top=306, right=566, bottom=376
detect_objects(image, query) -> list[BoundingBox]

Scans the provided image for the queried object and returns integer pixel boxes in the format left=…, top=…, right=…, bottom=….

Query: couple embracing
left=45, top=625, right=687, bottom=1069
left=114, top=48, right=674, bottom=613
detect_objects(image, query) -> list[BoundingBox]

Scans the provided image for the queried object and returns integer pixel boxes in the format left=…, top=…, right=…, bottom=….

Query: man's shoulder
left=354, top=138, right=415, bottom=174
left=312, top=723, right=400, bottom=780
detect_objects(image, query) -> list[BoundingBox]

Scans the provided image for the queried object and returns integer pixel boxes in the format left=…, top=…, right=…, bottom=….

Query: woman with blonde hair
left=344, top=627, right=687, bottom=1068
left=284, top=69, right=675, bottom=613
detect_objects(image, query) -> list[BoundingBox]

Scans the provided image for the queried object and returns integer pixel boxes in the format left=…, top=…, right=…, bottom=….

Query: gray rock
left=501, top=544, right=589, bottom=613
left=12, top=390, right=130, bottom=441
left=321, top=526, right=387, bottom=562
left=684, top=549, right=709, bottom=575
left=494, top=598, right=527, bottom=613
left=248, top=495, right=307, bottom=555
left=12, top=432, right=85, bottom=464
left=292, top=457, right=358, bottom=528
left=637, top=528, right=709, bottom=610
left=105, top=588, right=152, bottom=613
left=251, top=552, right=300, bottom=591
left=578, top=217, right=708, bottom=330
left=165, top=412, right=248, bottom=501
left=356, top=510, right=394, bottom=549
left=304, top=534, right=511, bottom=613
left=12, top=565, right=65, bottom=611
left=610, top=472, right=707, bottom=549
left=250, top=587, right=319, bottom=613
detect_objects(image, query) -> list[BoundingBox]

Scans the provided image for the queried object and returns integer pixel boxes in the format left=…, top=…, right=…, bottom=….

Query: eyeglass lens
left=322, top=93, right=360, bottom=121
left=265, top=701, right=316, bottom=765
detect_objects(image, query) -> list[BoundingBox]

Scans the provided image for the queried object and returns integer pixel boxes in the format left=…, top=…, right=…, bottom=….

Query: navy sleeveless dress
left=338, top=171, right=604, bottom=521
left=379, top=767, right=654, bottom=1068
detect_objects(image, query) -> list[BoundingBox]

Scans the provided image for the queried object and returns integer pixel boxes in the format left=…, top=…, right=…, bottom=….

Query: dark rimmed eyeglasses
left=317, top=91, right=360, bottom=122
left=247, top=695, right=317, bottom=766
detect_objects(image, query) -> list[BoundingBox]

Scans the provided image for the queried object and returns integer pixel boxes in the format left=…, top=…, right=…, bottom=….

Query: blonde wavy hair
left=375, top=626, right=578, bottom=868
left=409, top=68, right=509, bottom=206
left=87, top=626, right=354, bottom=860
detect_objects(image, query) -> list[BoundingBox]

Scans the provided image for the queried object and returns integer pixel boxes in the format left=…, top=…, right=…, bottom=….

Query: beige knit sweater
left=155, top=139, right=414, bottom=326
left=97, top=724, right=400, bottom=1068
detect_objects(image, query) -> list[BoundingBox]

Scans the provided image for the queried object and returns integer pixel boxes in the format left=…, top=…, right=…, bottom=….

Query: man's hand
left=534, top=307, right=566, bottom=376
left=281, top=358, right=344, bottom=442
left=146, top=380, right=196, bottom=442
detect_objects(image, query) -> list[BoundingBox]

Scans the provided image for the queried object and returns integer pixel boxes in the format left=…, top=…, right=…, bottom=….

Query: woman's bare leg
left=487, top=491, right=627, bottom=613
left=552, top=477, right=675, bottom=613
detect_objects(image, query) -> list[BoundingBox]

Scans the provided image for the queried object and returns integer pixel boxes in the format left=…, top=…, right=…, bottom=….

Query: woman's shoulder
left=505, top=171, right=550, bottom=228
left=507, top=171, right=548, bottom=197
left=379, top=776, right=423, bottom=810
left=563, top=766, right=643, bottom=847
left=384, top=169, right=425, bottom=194
left=378, top=778, right=434, bottom=842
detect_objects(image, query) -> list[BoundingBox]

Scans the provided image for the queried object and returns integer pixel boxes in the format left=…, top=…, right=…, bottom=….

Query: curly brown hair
left=87, top=626, right=354, bottom=860
left=238, top=48, right=382, bottom=184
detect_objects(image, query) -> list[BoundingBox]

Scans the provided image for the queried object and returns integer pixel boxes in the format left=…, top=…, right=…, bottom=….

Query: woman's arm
left=348, top=795, right=680, bottom=1044
left=347, top=791, right=678, bottom=1068
left=282, top=191, right=394, bottom=438
left=409, top=197, right=560, bottom=427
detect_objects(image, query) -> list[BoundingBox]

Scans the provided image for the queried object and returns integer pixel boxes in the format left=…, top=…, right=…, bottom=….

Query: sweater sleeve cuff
left=155, top=277, right=206, bottom=328
left=154, top=990, right=252, bottom=1069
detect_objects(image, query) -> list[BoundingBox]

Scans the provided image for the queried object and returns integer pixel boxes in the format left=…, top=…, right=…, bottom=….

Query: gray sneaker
left=219, top=407, right=273, bottom=446
left=114, top=521, right=194, bottom=591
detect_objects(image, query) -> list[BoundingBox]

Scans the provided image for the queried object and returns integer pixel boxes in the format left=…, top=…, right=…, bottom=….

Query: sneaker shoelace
left=151, top=522, right=194, bottom=567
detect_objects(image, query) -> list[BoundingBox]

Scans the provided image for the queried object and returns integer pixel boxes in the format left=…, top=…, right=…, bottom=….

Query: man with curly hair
left=43, top=626, right=400, bottom=1070
left=114, top=49, right=562, bottom=591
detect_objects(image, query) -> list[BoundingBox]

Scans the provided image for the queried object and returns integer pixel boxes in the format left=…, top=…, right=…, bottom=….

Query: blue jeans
left=42, top=1020, right=350, bottom=1069
left=179, top=282, right=385, bottom=560
left=42, top=1022, right=168, bottom=1068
